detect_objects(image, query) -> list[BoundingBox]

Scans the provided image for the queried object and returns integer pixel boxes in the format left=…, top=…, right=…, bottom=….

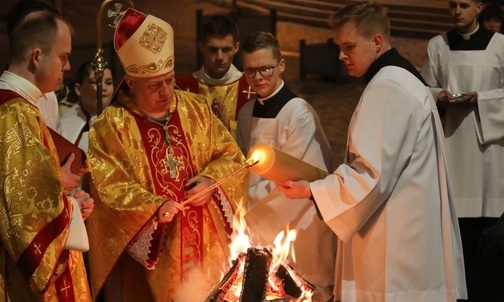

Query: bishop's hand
left=157, top=200, right=184, bottom=222
left=184, top=176, right=215, bottom=207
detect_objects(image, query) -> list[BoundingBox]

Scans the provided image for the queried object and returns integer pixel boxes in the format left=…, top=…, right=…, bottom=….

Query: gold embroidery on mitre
left=139, top=23, right=167, bottom=54
left=165, top=57, right=174, bottom=69
left=125, top=55, right=174, bottom=75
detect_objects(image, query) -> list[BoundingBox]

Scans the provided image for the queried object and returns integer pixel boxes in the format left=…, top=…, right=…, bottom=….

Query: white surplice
left=60, top=104, right=95, bottom=152
left=37, top=91, right=63, bottom=134
left=236, top=82, right=337, bottom=287
left=421, top=32, right=504, bottom=218
left=311, top=66, right=466, bottom=301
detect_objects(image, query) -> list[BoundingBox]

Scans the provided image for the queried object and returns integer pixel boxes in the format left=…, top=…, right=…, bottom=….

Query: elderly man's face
left=126, top=70, right=175, bottom=115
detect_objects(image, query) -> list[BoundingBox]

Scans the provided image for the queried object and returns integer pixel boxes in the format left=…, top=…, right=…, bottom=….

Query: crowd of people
left=0, top=0, right=503, bottom=301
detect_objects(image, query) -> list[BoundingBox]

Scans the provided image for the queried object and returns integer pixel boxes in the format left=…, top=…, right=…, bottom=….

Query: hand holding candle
left=246, top=143, right=328, bottom=184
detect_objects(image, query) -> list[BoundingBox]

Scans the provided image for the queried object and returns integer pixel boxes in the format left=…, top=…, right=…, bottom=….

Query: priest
left=176, top=14, right=253, bottom=137
left=86, top=8, right=248, bottom=301
left=0, top=9, right=91, bottom=301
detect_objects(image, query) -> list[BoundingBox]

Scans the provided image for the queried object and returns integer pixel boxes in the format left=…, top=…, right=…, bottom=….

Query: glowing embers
left=205, top=206, right=314, bottom=301
left=205, top=247, right=314, bottom=302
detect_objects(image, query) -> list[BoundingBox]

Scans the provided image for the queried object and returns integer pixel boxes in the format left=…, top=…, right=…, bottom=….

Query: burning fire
left=215, top=208, right=314, bottom=302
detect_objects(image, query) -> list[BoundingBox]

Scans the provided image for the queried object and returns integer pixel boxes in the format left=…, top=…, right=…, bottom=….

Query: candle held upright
left=247, top=143, right=328, bottom=184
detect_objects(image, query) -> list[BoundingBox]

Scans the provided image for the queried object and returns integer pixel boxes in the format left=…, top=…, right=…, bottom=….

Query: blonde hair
left=330, top=0, right=390, bottom=41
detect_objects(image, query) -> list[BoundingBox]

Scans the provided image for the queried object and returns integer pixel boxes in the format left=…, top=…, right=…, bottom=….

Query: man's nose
left=338, top=50, right=347, bottom=61
left=63, top=60, right=71, bottom=71
left=159, top=82, right=171, bottom=97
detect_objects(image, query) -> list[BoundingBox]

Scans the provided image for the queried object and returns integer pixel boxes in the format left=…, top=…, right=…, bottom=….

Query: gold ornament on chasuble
left=146, top=118, right=193, bottom=194
left=199, top=81, right=240, bottom=123
left=87, top=88, right=248, bottom=301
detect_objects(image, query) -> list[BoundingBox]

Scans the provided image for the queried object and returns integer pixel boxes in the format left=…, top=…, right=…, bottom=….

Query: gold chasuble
left=87, top=86, right=248, bottom=301
left=198, top=80, right=244, bottom=137
left=175, top=74, right=253, bottom=138
left=0, top=91, right=90, bottom=301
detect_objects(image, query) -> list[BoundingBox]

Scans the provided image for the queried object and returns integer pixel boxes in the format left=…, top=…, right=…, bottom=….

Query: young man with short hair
left=236, top=31, right=337, bottom=300
left=176, top=14, right=253, bottom=136
left=277, top=1, right=467, bottom=300
left=0, top=9, right=92, bottom=300
left=421, top=0, right=504, bottom=300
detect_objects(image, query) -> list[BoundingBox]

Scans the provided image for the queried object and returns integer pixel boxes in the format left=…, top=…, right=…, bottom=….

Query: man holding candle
left=236, top=31, right=337, bottom=300
left=86, top=8, right=247, bottom=301
left=276, top=1, right=467, bottom=301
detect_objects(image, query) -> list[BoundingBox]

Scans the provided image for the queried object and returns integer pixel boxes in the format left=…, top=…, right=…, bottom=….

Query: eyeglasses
left=242, top=64, right=279, bottom=79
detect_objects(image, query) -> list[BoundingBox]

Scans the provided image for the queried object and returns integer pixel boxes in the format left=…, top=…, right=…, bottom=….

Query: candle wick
left=245, top=159, right=259, bottom=168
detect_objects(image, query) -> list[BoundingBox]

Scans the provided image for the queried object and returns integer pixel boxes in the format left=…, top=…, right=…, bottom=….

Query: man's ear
left=372, top=34, right=383, bottom=51
left=31, top=48, right=42, bottom=67
left=476, top=2, right=483, bottom=14
left=125, top=76, right=134, bottom=92
left=74, top=83, right=82, bottom=97
left=234, top=41, right=240, bottom=54
left=278, top=58, right=286, bottom=74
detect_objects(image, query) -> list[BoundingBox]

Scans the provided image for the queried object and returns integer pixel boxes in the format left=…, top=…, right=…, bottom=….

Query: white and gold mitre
left=114, top=8, right=174, bottom=77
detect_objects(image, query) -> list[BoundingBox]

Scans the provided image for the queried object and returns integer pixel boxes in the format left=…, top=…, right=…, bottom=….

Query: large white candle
left=247, top=143, right=328, bottom=184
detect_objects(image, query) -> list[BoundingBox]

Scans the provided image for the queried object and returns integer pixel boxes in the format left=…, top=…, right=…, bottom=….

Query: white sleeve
left=311, top=79, right=423, bottom=242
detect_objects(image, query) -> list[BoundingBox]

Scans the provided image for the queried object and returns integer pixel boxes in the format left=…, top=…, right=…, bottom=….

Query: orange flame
left=228, top=207, right=251, bottom=261
left=246, top=150, right=263, bottom=166
left=271, top=227, right=297, bottom=271
left=224, top=210, right=313, bottom=301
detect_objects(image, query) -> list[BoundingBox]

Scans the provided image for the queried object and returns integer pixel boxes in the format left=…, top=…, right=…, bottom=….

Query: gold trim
left=125, top=55, right=174, bottom=75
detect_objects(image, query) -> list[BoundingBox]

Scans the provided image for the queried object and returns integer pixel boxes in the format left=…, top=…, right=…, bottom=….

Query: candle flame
left=245, top=150, right=262, bottom=167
